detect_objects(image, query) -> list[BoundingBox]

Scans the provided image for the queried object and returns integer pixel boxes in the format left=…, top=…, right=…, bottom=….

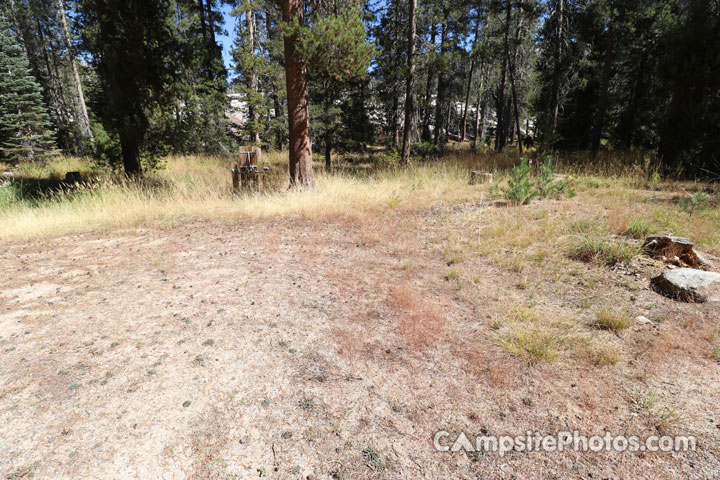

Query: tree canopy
left=1, top=0, right=718, bottom=179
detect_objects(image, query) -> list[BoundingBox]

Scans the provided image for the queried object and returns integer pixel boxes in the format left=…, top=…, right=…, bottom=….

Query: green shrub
left=495, top=157, right=574, bottom=205
left=535, top=156, right=574, bottom=199
left=413, top=141, right=439, bottom=159
left=377, top=148, right=400, bottom=168
left=680, top=191, right=712, bottom=215
left=497, top=158, right=537, bottom=205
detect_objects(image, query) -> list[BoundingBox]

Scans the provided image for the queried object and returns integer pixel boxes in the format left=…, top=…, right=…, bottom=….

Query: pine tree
left=0, top=13, right=57, bottom=162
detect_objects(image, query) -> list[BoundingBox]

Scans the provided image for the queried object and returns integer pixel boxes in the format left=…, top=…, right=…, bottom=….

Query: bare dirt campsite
left=2, top=152, right=720, bottom=479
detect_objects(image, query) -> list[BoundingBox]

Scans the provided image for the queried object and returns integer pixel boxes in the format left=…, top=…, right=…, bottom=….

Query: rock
left=470, top=171, right=493, bottom=185
left=643, top=236, right=708, bottom=269
left=651, top=268, right=720, bottom=303
left=635, top=315, right=653, bottom=325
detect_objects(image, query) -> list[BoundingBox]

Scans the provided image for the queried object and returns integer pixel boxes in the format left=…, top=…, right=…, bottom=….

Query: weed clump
left=571, top=236, right=640, bottom=266
left=594, top=308, right=633, bottom=332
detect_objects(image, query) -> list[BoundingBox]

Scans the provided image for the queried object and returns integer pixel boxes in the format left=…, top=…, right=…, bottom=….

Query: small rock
left=635, top=315, right=653, bottom=325
left=651, top=268, right=720, bottom=303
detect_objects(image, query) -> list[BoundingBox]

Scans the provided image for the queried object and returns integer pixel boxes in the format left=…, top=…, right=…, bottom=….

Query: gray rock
left=651, top=268, right=720, bottom=303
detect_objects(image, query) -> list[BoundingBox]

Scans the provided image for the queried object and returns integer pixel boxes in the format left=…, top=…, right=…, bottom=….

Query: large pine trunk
left=281, top=0, right=315, bottom=188
left=401, top=0, right=417, bottom=165
left=247, top=9, right=260, bottom=144
left=119, top=127, right=142, bottom=176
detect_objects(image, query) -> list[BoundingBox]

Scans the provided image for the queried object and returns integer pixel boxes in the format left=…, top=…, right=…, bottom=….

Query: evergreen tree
left=77, top=0, right=179, bottom=175
left=0, top=13, right=57, bottom=162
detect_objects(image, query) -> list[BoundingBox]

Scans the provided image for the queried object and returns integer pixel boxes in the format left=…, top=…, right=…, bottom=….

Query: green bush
left=495, top=157, right=574, bottom=205
left=413, top=141, right=439, bottom=159
left=680, top=191, right=712, bottom=215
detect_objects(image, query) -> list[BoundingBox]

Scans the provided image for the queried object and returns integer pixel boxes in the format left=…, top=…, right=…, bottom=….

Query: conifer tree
left=0, top=13, right=57, bottom=162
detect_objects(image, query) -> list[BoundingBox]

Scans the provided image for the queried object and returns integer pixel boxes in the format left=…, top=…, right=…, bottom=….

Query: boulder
left=651, top=268, right=720, bottom=303
left=642, top=235, right=709, bottom=269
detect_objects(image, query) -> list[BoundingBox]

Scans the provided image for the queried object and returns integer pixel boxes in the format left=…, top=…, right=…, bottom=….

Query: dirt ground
left=1, top=197, right=719, bottom=479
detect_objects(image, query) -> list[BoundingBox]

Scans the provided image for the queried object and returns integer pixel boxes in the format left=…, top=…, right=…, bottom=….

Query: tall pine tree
left=0, top=13, right=56, bottom=162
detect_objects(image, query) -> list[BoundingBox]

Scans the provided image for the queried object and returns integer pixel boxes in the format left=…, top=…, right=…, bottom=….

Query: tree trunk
left=472, top=63, right=486, bottom=151
left=462, top=14, right=482, bottom=141
left=247, top=9, right=260, bottom=144
left=119, top=126, right=142, bottom=176
left=391, top=95, right=399, bottom=147
left=509, top=10, right=524, bottom=153
left=205, top=0, right=217, bottom=45
left=267, top=14, right=284, bottom=149
left=509, top=54, right=523, bottom=153
left=401, top=0, right=417, bottom=165
left=421, top=23, right=436, bottom=142
left=433, top=14, right=449, bottom=145
left=56, top=0, right=94, bottom=143
left=281, top=0, right=315, bottom=188
left=495, top=0, right=511, bottom=151
left=618, top=49, right=647, bottom=149
left=590, top=23, right=614, bottom=157
left=325, top=134, right=332, bottom=171
left=549, top=0, right=564, bottom=133
left=198, top=0, right=208, bottom=41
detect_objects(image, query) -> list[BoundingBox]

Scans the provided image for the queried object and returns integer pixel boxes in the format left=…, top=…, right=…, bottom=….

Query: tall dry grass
left=1, top=147, right=717, bottom=242
left=0, top=153, right=484, bottom=239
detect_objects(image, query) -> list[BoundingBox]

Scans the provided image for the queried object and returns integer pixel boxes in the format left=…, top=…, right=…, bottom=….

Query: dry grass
left=593, top=308, right=634, bottom=333
left=492, top=308, right=580, bottom=364
left=0, top=153, right=485, bottom=239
